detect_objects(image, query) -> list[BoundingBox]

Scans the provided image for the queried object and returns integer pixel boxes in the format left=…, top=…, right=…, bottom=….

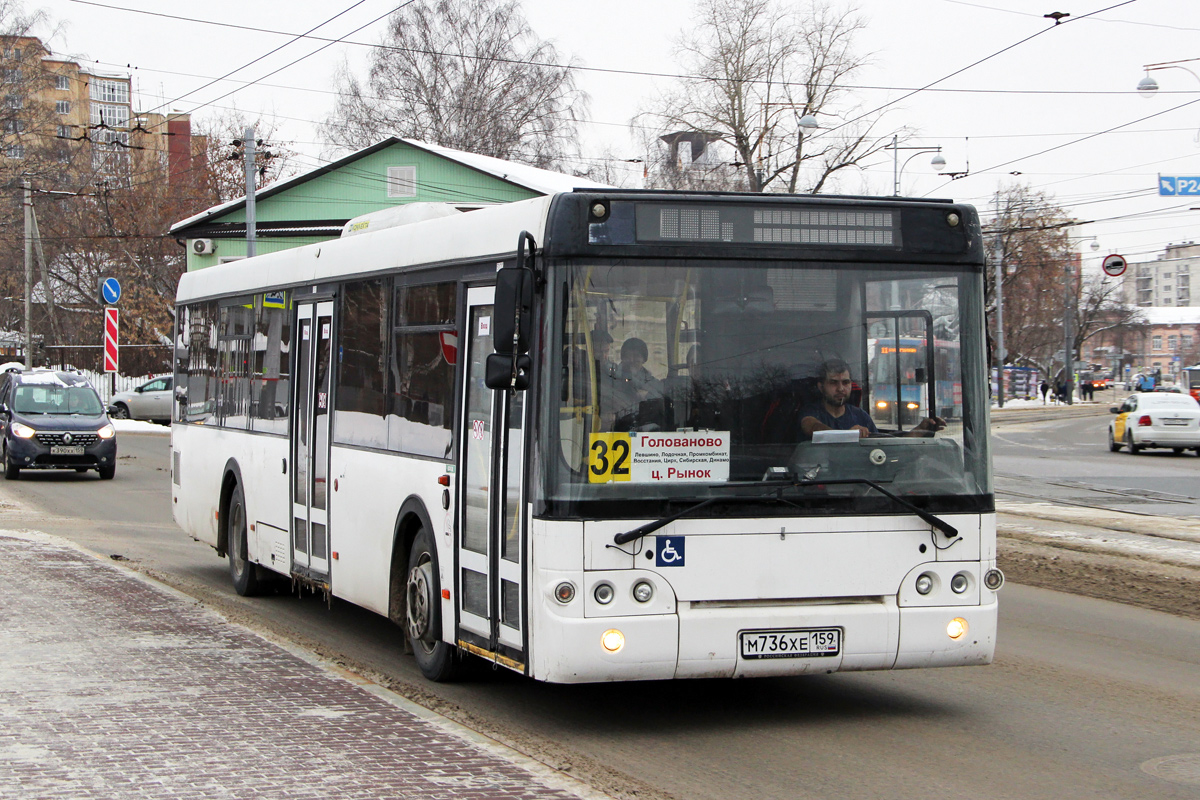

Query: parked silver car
left=108, top=375, right=172, bottom=424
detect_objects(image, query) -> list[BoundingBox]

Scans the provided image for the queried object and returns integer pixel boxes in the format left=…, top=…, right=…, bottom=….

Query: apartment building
left=1, top=35, right=197, bottom=183
left=1124, top=242, right=1200, bottom=308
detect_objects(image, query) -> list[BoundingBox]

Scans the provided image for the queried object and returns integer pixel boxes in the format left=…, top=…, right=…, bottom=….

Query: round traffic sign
left=1101, top=254, right=1127, bottom=278
left=101, top=277, right=122, bottom=304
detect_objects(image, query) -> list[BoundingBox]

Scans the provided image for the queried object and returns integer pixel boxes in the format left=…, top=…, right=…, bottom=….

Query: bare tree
left=986, top=184, right=1145, bottom=381
left=321, top=0, right=586, bottom=169
left=194, top=108, right=298, bottom=204
left=640, top=0, right=899, bottom=194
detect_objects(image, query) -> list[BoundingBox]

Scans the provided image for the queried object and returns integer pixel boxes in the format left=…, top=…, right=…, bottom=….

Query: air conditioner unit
left=192, top=238, right=216, bottom=255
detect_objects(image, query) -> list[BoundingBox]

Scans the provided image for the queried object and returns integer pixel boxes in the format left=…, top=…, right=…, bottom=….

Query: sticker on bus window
left=478, top=316, right=491, bottom=337
left=588, top=431, right=730, bottom=483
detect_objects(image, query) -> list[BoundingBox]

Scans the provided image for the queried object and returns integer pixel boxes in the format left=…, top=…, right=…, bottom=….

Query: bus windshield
left=535, top=259, right=991, bottom=518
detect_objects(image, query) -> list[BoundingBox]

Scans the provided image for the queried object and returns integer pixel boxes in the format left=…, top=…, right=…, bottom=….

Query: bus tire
left=406, top=528, right=459, bottom=682
left=227, top=483, right=261, bottom=597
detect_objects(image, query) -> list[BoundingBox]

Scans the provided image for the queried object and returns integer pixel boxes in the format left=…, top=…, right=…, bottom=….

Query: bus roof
left=176, top=194, right=556, bottom=304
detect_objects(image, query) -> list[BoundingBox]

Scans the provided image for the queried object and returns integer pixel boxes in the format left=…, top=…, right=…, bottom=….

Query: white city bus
left=172, top=190, right=1001, bottom=684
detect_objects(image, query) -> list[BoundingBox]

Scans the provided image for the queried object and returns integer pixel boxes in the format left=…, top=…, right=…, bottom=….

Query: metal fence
left=43, top=344, right=173, bottom=404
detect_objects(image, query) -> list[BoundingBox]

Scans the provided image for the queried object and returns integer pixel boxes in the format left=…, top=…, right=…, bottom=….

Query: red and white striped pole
left=104, top=307, right=118, bottom=373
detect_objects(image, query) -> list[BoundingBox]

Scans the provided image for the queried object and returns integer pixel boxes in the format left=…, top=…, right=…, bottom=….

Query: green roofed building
left=170, top=137, right=609, bottom=271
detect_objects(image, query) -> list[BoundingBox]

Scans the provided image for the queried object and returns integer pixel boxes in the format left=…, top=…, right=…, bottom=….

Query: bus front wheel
left=406, top=528, right=459, bottom=682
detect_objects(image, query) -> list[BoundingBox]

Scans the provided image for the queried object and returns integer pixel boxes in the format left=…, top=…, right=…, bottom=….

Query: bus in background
left=172, top=191, right=999, bottom=684
left=1181, top=365, right=1200, bottom=402
left=866, top=335, right=962, bottom=429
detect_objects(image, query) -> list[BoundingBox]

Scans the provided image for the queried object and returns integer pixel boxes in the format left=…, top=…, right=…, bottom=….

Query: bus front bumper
left=532, top=599, right=997, bottom=683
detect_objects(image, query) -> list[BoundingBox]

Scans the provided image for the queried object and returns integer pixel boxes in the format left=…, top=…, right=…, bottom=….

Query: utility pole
left=1064, top=259, right=1075, bottom=405
left=244, top=126, right=257, bottom=258
left=23, top=180, right=32, bottom=368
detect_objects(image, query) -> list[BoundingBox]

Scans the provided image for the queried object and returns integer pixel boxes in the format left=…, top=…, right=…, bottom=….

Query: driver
left=800, top=358, right=945, bottom=439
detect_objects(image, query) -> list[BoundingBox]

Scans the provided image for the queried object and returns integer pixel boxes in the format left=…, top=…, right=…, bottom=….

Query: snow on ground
left=112, top=419, right=168, bottom=435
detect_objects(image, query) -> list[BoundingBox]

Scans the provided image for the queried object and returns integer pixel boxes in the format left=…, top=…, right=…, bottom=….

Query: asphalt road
left=992, top=404, right=1200, bottom=517
left=2, top=431, right=1199, bottom=799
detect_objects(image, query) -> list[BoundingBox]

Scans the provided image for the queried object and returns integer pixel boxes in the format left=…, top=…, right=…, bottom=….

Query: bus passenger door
left=457, top=286, right=526, bottom=670
left=291, top=300, right=334, bottom=581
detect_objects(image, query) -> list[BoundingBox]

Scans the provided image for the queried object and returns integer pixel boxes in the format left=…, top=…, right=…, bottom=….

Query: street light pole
left=885, top=134, right=946, bottom=196
left=994, top=230, right=1005, bottom=407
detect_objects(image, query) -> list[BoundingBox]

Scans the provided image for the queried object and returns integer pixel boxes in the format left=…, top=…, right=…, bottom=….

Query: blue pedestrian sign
left=655, top=535, right=685, bottom=567
left=1158, top=175, right=1200, bottom=196
left=100, top=277, right=121, bottom=305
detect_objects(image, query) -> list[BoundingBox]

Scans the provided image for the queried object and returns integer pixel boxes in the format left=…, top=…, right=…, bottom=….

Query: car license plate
left=50, top=445, right=84, bottom=455
left=739, top=628, right=841, bottom=659
left=1163, top=418, right=1189, bottom=426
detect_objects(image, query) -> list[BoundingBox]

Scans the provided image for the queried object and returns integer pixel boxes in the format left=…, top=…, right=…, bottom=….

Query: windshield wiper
left=794, top=478, right=958, bottom=538
left=613, top=492, right=810, bottom=545
left=611, top=478, right=957, bottom=545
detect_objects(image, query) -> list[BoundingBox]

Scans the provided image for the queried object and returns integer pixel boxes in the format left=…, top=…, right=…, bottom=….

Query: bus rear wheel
left=406, top=528, right=459, bottom=682
left=227, top=483, right=261, bottom=597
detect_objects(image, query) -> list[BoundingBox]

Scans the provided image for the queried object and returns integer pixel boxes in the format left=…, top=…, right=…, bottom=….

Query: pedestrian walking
left=1039, top=379, right=1049, bottom=404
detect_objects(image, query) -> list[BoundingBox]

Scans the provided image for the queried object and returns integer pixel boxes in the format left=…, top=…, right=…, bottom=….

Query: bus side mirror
left=486, top=232, right=536, bottom=391
left=493, top=232, right=536, bottom=358
left=485, top=353, right=531, bottom=390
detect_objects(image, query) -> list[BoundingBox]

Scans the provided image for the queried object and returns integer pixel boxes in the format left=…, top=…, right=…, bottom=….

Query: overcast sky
left=29, top=0, right=1200, bottom=271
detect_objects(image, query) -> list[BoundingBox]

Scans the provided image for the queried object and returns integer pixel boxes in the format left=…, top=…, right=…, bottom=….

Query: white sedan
left=108, top=375, right=173, bottom=424
left=1109, top=392, right=1200, bottom=454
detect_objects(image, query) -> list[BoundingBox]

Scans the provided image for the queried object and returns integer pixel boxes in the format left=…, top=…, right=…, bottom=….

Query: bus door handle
left=282, top=458, right=287, bottom=474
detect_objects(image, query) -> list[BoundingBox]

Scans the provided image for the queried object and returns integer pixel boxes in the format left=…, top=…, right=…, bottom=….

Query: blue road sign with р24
left=1158, top=176, right=1200, bottom=196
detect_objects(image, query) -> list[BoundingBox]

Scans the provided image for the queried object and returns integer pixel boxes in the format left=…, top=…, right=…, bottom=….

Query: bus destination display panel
left=633, top=203, right=901, bottom=247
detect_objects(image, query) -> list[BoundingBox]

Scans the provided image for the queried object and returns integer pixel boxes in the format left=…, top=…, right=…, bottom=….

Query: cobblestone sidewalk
left=0, top=532, right=598, bottom=800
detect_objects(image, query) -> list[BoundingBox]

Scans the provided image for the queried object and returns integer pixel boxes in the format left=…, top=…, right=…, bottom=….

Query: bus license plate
left=739, top=628, right=841, bottom=659
left=50, top=445, right=84, bottom=455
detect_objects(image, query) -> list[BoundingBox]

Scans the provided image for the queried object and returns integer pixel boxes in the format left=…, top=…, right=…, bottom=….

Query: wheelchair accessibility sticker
left=656, top=536, right=685, bottom=567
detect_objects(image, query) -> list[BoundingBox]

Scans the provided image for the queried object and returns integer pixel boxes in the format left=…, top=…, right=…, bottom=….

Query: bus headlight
left=632, top=581, right=654, bottom=603
left=593, top=583, right=615, bottom=604
left=601, top=629, right=625, bottom=652
left=915, top=573, right=934, bottom=595
left=875, top=401, right=888, bottom=409
left=950, top=572, right=970, bottom=594
left=554, top=582, right=576, bottom=604
left=947, top=617, right=968, bottom=640
left=906, top=402, right=919, bottom=410
left=10, top=422, right=35, bottom=439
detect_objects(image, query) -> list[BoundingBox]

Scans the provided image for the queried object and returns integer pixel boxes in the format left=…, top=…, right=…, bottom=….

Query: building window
left=89, top=78, right=129, bottom=105
left=56, top=125, right=70, bottom=138
left=1185, top=335, right=1194, bottom=349
left=1153, top=335, right=1162, bottom=350
left=1169, top=335, right=1178, bottom=351
left=1165, top=272, right=1173, bottom=278
left=90, top=103, right=129, bottom=128
left=386, top=165, right=417, bottom=198
left=1164, top=298, right=1174, bottom=305
left=55, top=75, right=69, bottom=90
left=55, top=100, right=69, bottom=114
left=4, top=119, right=24, bottom=133
left=4, top=95, right=23, bottom=110
left=5, top=143, right=23, bottom=159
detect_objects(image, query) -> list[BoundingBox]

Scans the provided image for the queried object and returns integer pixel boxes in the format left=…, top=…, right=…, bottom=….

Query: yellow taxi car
left=1109, top=392, right=1200, bottom=454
